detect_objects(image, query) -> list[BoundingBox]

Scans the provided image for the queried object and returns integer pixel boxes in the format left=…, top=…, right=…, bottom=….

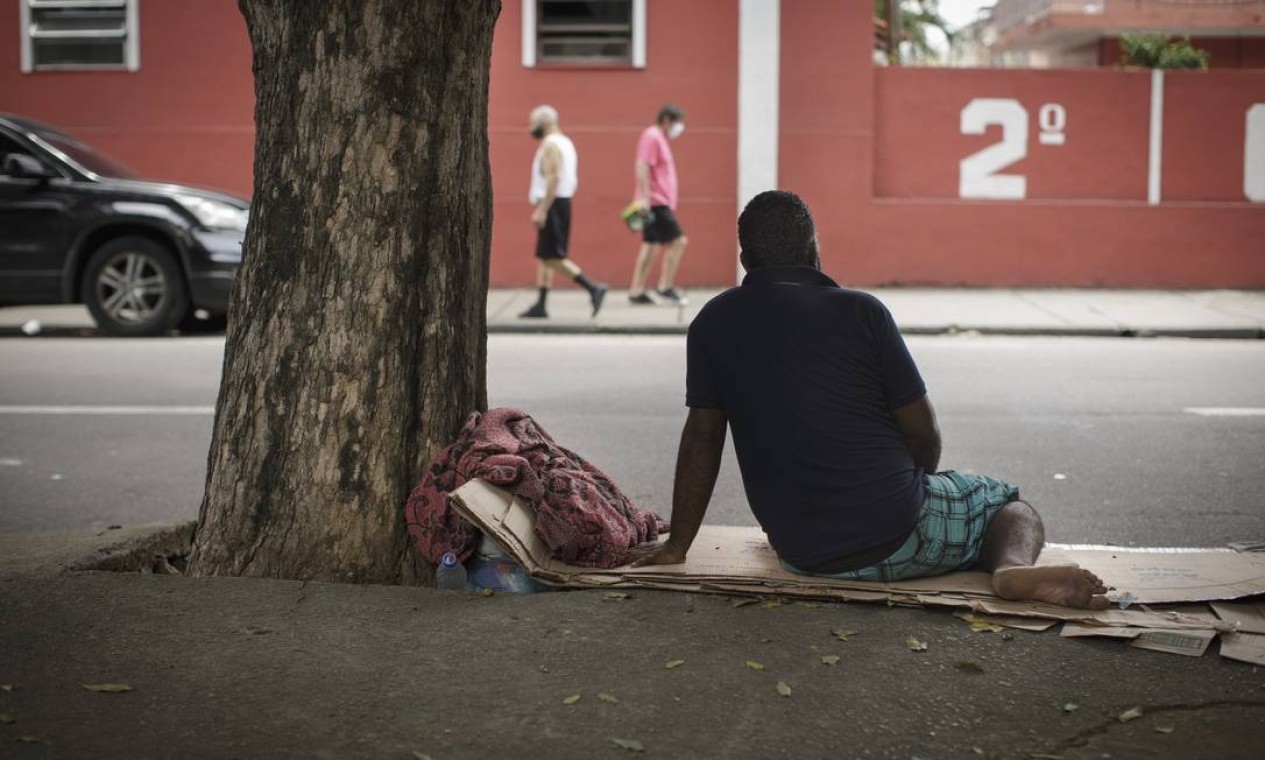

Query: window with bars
left=20, top=0, right=140, bottom=73
left=525, top=0, right=646, bottom=67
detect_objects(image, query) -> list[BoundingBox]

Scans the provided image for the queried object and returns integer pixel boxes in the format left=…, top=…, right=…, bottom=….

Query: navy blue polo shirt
left=686, top=266, right=928, bottom=569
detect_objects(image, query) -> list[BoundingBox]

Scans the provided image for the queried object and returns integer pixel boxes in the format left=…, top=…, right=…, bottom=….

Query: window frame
left=19, top=0, right=141, bottom=74
left=522, top=0, right=646, bottom=69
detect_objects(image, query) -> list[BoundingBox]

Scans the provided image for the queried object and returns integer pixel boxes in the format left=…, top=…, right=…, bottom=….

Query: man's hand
left=627, top=540, right=687, bottom=568
left=531, top=205, right=547, bottom=229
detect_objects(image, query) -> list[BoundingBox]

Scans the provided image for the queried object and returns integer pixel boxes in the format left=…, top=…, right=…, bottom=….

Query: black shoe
left=590, top=284, right=608, bottom=318
left=656, top=287, right=689, bottom=306
left=519, top=303, right=548, bottom=319
left=629, top=292, right=658, bottom=305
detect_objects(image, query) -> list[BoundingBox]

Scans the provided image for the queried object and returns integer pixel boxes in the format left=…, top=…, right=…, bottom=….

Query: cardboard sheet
left=449, top=479, right=1265, bottom=660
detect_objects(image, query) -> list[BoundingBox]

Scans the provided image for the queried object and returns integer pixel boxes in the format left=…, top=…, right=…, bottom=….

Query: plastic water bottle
left=436, top=552, right=468, bottom=591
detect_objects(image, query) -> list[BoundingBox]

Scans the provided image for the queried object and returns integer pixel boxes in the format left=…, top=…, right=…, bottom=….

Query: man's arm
left=891, top=395, right=941, bottom=473
left=627, top=407, right=728, bottom=566
left=532, top=143, right=560, bottom=227
left=635, top=160, right=652, bottom=211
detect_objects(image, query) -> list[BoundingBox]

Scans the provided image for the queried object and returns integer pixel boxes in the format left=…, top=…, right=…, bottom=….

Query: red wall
left=2, top=2, right=1261, bottom=288
left=1163, top=69, right=1265, bottom=202
left=0, top=1, right=254, bottom=197
left=875, top=69, right=1152, bottom=201
left=782, top=0, right=1265, bottom=288
left=488, top=1, right=738, bottom=288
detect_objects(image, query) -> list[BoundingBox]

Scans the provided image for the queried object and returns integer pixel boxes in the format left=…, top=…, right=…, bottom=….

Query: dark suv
left=0, top=114, right=246, bottom=336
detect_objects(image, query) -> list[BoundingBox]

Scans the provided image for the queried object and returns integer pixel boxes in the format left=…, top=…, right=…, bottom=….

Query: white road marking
left=1183, top=407, right=1265, bottom=417
left=0, top=405, right=214, bottom=415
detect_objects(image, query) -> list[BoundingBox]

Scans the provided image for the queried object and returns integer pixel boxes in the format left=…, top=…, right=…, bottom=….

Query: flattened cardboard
left=1219, top=632, right=1265, bottom=666
left=954, top=611, right=1058, bottom=632
left=452, top=480, right=1265, bottom=627
left=1061, top=624, right=1147, bottom=640
left=1130, top=629, right=1217, bottom=657
left=1036, top=545, right=1265, bottom=604
left=1210, top=600, right=1265, bottom=634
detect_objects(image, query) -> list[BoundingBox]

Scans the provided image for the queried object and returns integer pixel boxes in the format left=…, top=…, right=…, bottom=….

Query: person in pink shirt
left=629, top=104, right=688, bottom=306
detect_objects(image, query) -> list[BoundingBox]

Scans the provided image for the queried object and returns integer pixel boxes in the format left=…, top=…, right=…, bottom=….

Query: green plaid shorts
left=783, top=471, right=1020, bottom=583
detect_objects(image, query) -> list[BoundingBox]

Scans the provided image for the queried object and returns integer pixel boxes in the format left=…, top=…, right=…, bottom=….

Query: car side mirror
left=2, top=153, right=55, bottom=181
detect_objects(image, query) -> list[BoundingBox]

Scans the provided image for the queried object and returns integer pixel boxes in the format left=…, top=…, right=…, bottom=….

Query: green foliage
left=1119, top=34, right=1210, bottom=70
left=875, top=0, right=953, bottom=64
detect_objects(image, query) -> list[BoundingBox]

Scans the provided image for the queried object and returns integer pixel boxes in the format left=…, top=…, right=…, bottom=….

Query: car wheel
left=82, top=236, right=189, bottom=337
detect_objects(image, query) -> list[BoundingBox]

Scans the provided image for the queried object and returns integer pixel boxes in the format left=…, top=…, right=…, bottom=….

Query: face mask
left=530, top=125, right=546, bottom=139
left=667, top=122, right=685, bottom=140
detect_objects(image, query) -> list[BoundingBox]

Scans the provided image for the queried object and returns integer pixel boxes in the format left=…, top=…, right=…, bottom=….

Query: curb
left=487, top=324, right=1265, bottom=339
left=4, top=325, right=1262, bottom=340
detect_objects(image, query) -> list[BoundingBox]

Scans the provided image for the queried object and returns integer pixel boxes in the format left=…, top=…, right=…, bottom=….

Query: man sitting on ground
left=629, top=191, right=1109, bottom=610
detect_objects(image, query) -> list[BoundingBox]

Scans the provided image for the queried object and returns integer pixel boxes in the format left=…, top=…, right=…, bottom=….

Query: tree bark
left=188, top=0, right=499, bottom=583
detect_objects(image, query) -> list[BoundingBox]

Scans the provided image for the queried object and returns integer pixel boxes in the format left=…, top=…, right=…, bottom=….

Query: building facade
left=989, top=0, right=1265, bottom=68
left=3, top=1, right=1262, bottom=288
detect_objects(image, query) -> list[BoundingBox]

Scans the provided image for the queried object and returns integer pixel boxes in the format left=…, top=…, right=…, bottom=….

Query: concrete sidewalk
left=3, top=288, right=1264, bottom=338
left=1, top=529, right=1263, bottom=759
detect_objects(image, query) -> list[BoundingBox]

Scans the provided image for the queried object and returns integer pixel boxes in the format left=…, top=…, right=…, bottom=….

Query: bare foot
left=991, top=564, right=1110, bottom=610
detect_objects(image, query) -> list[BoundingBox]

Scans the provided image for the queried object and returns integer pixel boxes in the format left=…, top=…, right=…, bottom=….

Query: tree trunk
left=188, top=0, right=499, bottom=583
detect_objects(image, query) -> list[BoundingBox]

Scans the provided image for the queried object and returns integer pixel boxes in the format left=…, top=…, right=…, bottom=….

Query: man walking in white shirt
left=519, top=105, right=607, bottom=319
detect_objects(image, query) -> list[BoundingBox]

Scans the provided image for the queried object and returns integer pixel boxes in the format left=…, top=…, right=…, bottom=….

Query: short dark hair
left=738, top=190, right=818, bottom=268
left=657, top=103, right=685, bottom=124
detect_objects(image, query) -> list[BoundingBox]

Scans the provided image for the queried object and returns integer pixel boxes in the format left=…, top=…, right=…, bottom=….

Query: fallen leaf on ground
left=1062, top=703, right=1079, bottom=713
left=598, top=693, right=619, bottom=703
left=609, top=737, right=645, bottom=752
left=19, top=735, right=41, bottom=743
left=412, top=752, right=433, bottom=760
left=820, top=655, right=841, bottom=666
left=82, top=683, right=133, bottom=693
left=665, top=659, right=685, bottom=669
left=0, top=684, right=14, bottom=691
left=1154, top=725, right=1175, bottom=734
left=562, top=694, right=581, bottom=705
left=730, top=598, right=760, bottom=608
left=745, top=660, right=765, bottom=671
left=604, top=592, right=631, bottom=600
left=761, top=599, right=785, bottom=609
left=905, top=637, right=928, bottom=652
left=964, top=617, right=1005, bottom=634
left=832, top=627, right=859, bottom=641
left=0, top=713, right=14, bottom=724
left=481, top=588, right=494, bottom=597
left=539, top=665, right=550, bottom=673
left=1117, top=707, right=1145, bottom=723
left=954, top=660, right=985, bottom=674
left=776, top=681, right=792, bottom=697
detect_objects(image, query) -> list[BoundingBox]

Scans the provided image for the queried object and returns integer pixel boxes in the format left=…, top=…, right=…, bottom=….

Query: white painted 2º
left=959, top=98, right=1068, bottom=200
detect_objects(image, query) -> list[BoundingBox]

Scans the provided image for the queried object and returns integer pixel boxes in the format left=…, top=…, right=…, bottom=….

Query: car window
left=34, top=130, right=136, bottom=180
left=0, top=133, right=39, bottom=176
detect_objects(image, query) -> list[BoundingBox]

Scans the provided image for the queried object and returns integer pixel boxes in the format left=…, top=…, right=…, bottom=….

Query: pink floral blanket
left=404, top=408, right=666, bottom=568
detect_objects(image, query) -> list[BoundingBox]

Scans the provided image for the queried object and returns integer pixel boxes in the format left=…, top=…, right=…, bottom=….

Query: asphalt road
left=0, top=334, right=1262, bottom=548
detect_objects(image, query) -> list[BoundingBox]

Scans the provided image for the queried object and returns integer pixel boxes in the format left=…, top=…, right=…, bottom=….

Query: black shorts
left=535, top=197, right=571, bottom=260
left=642, top=205, right=683, bottom=244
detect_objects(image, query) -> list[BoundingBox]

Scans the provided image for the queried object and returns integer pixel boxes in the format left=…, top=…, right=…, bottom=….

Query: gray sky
left=938, top=0, right=994, bottom=29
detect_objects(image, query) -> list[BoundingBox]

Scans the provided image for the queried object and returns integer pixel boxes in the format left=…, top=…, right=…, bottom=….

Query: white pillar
left=1147, top=69, right=1164, bottom=206
left=737, top=0, right=780, bottom=282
